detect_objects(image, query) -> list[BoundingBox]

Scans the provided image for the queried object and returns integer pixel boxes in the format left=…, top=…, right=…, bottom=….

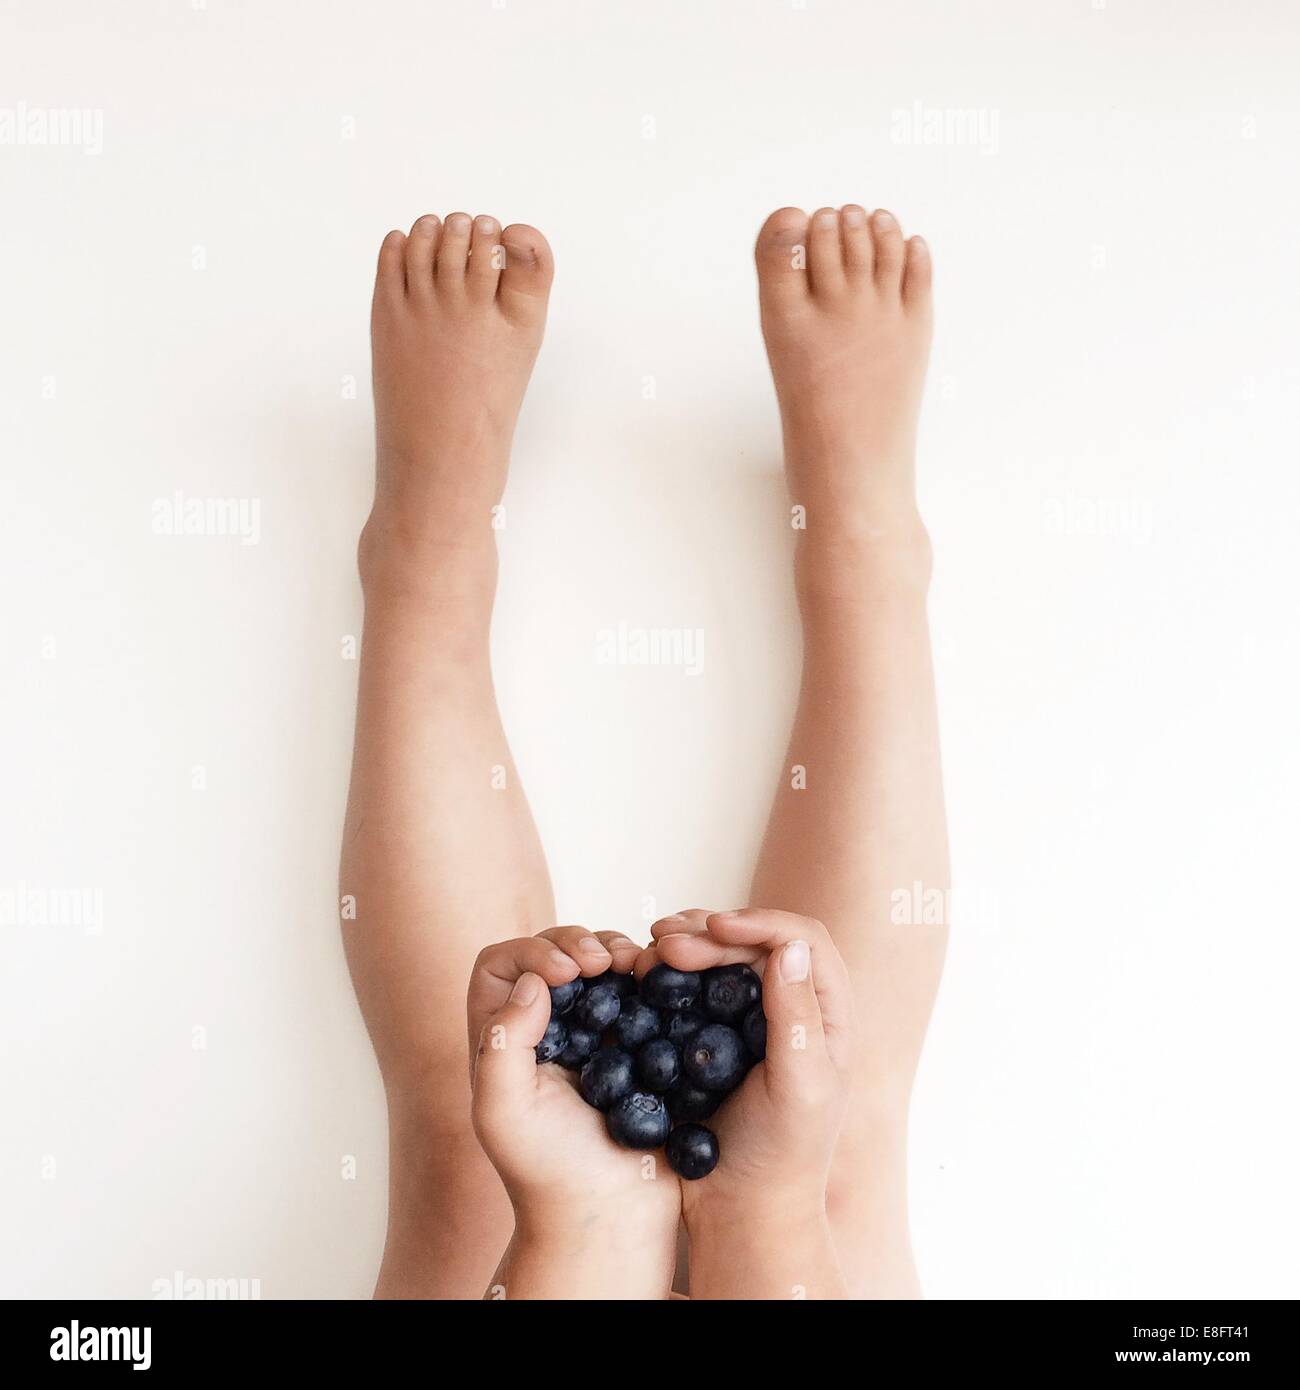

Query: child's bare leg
left=749, top=206, right=949, bottom=1297
left=341, top=213, right=567, bottom=1298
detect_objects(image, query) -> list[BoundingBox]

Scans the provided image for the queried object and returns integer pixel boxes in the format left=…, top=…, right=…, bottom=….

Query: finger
left=707, top=907, right=832, bottom=949
left=632, top=941, right=661, bottom=980
left=472, top=937, right=582, bottom=994
left=535, top=925, right=614, bottom=974
left=705, top=909, right=853, bottom=1045
left=592, top=930, right=642, bottom=974
left=638, top=911, right=752, bottom=978
left=471, top=971, right=550, bottom=1123
left=652, top=910, right=854, bottom=1074
left=758, top=939, right=829, bottom=1098
left=649, top=909, right=712, bottom=940
left=653, top=933, right=765, bottom=974
left=467, top=936, right=584, bottom=1054
left=632, top=938, right=705, bottom=980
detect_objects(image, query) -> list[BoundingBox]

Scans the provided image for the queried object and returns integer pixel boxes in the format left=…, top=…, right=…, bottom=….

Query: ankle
left=358, top=511, right=499, bottom=616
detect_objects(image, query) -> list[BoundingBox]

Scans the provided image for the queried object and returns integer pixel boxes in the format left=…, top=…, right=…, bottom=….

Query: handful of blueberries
left=537, top=962, right=767, bottom=1180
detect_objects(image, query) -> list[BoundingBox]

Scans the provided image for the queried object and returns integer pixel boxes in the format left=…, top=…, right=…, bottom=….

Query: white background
left=2, top=0, right=1297, bottom=1299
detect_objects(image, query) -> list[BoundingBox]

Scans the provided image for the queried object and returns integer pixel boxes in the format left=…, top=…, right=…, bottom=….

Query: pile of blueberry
left=537, top=962, right=766, bottom=1180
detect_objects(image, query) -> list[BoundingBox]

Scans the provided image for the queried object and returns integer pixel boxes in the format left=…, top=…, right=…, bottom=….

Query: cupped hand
left=636, top=907, right=856, bottom=1221
left=467, top=926, right=681, bottom=1226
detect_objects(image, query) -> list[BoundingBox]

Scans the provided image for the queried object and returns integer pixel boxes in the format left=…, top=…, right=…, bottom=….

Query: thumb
left=759, top=940, right=827, bottom=1096
left=471, top=971, right=551, bottom=1123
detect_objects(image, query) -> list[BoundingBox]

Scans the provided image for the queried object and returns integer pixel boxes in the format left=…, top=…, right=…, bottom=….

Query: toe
left=755, top=206, right=810, bottom=305
left=841, top=204, right=874, bottom=279
left=404, top=214, right=440, bottom=295
left=872, top=208, right=906, bottom=293
left=467, top=214, right=504, bottom=299
left=435, top=211, right=473, bottom=284
left=807, top=206, right=846, bottom=295
left=375, top=229, right=407, bottom=297
left=498, top=223, right=554, bottom=317
left=903, top=235, right=932, bottom=309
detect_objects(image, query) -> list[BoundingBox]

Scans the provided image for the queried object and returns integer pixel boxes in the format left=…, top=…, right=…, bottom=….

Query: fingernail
left=779, top=940, right=810, bottom=983
left=511, top=973, right=540, bottom=1005
left=842, top=205, right=868, bottom=227
left=873, top=209, right=895, bottom=230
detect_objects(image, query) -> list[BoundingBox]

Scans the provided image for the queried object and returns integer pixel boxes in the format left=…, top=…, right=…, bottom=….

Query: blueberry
left=702, top=963, right=762, bottom=1024
left=606, top=1091, right=671, bottom=1149
left=558, top=1024, right=601, bottom=1070
left=576, top=981, right=622, bottom=1032
left=665, top=1123, right=719, bottom=1180
left=636, top=1037, right=681, bottom=1092
left=579, top=1047, right=636, bottom=1110
left=665, top=1009, right=705, bottom=1048
left=741, top=1004, right=767, bottom=1060
left=682, top=1023, right=747, bottom=1091
left=535, top=1017, right=568, bottom=1064
left=605, top=970, right=639, bottom=998
left=614, top=998, right=662, bottom=1049
left=640, top=964, right=701, bottom=1012
left=548, top=978, right=584, bottom=1017
left=667, top=1084, right=720, bottom=1123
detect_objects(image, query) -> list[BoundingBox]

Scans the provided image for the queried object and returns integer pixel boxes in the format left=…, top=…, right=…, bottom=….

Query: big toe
left=498, top=223, right=554, bottom=317
left=374, top=229, right=408, bottom=298
left=755, top=207, right=810, bottom=305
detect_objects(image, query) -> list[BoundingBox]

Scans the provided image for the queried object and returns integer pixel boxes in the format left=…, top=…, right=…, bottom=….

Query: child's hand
left=467, top=927, right=681, bottom=1237
left=637, top=908, right=856, bottom=1224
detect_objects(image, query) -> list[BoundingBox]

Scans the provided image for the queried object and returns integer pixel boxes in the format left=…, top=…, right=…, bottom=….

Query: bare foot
left=755, top=204, right=933, bottom=587
left=361, top=211, right=553, bottom=601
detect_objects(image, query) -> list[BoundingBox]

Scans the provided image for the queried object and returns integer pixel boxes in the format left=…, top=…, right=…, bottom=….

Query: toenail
left=502, top=241, right=537, bottom=267
left=475, top=215, right=498, bottom=234
left=447, top=213, right=471, bottom=232
left=816, top=209, right=837, bottom=226
left=842, top=205, right=868, bottom=226
left=874, top=209, right=896, bottom=229
left=578, top=937, right=606, bottom=954
left=416, top=215, right=438, bottom=233
left=910, top=235, right=929, bottom=256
